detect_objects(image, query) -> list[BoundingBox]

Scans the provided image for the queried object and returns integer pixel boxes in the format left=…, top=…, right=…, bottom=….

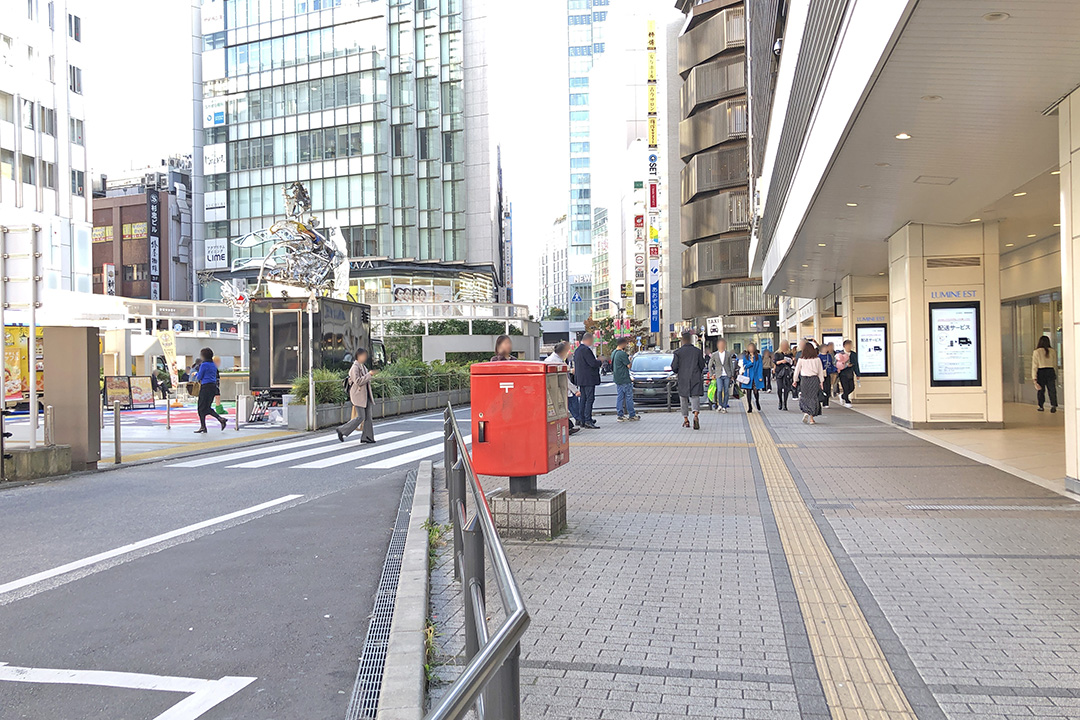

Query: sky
left=82, top=2, right=575, bottom=316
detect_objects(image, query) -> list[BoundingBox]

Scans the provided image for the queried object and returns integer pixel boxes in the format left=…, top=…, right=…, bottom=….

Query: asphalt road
left=0, top=407, right=470, bottom=720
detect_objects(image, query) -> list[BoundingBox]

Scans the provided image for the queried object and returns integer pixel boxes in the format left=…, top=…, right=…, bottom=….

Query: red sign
left=648, top=245, right=660, bottom=256
left=649, top=183, right=658, bottom=209
left=634, top=215, right=644, bottom=228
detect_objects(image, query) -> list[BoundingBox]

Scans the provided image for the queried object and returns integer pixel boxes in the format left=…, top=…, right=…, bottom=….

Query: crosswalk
left=167, top=426, right=470, bottom=471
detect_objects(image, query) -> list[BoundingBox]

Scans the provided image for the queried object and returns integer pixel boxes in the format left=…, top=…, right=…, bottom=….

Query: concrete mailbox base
left=489, top=488, right=567, bottom=540
left=2, top=445, right=72, bottom=482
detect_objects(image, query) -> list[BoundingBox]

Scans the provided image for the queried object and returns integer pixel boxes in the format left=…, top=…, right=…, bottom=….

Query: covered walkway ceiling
left=770, top=0, right=1080, bottom=297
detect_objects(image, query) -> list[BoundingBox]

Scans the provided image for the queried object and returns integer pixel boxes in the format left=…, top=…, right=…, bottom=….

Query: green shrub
left=372, top=374, right=404, bottom=399
left=290, top=367, right=348, bottom=405
left=385, top=320, right=424, bottom=336
left=445, top=352, right=491, bottom=364
left=385, top=336, right=423, bottom=362
left=471, top=319, right=506, bottom=336
left=508, top=325, right=523, bottom=336
left=429, top=319, right=469, bottom=335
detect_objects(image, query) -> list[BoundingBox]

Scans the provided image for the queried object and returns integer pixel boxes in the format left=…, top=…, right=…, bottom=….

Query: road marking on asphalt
left=292, top=431, right=446, bottom=469
left=227, top=431, right=409, bottom=468
left=0, top=662, right=255, bottom=719
left=0, top=495, right=303, bottom=599
left=167, top=434, right=337, bottom=467
left=359, top=435, right=471, bottom=469
left=747, top=412, right=916, bottom=719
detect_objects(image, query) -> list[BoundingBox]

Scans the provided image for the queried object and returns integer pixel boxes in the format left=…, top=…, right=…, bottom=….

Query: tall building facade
left=675, top=0, right=777, bottom=348
left=193, top=0, right=504, bottom=305
left=0, top=0, right=92, bottom=298
left=565, top=0, right=612, bottom=325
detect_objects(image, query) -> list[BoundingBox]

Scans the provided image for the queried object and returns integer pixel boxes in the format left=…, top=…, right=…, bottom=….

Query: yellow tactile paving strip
left=747, top=412, right=917, bottom=720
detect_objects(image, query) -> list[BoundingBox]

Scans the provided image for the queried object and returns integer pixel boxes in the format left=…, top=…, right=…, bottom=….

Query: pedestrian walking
left=612, top=337, right=639, bottom=422
left=819, top=343, right=838, bottom=407
left=762, top=350, right=774, bottom=393
left=773, top=341, right=795, bottom=411
left=545, top=341, right=581, bottom=434
left=836, top=339, right=860, bottom=408
left=739, top=343, right=764, bottom=413
left=192, top=347, right=227, bottom=433
left=1033, top=335, right=1059, bottom=413
left=490, top=334, right=514, bottom=361
left=708, top=338, right=737, bottom=413
left=336, top=347, right=376, bottom=443
left=573, top=332, right=603, bottom=429
left=794, top=341, right=825, bottom=424
left=671, top=331, right=706, bottom=429
left=212, top=355, right=227, bottom=415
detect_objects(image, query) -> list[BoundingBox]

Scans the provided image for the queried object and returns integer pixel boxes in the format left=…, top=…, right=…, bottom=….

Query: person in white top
left=792, top=341, right=826, bottom=425
left=1032, top=335, right=1058, bottom=413
left=708, top=338, right=737, bottom=413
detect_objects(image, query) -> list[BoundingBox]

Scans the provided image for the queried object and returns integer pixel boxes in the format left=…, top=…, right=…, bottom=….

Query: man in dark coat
left=670, top=331, right=705, bottom=430
left=573, top=332, right=603, bottom=429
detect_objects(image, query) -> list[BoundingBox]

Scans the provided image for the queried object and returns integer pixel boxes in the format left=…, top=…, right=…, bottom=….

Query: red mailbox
left=470, top=361, right=570, bottom=478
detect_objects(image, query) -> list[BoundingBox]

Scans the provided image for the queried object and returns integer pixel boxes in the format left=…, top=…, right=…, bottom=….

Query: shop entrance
left=1002, top=292, right=1062, bottom=405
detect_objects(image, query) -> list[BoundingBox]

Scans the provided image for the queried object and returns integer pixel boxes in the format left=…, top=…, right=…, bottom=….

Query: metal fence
left=429, top=406, right=529, bottom=720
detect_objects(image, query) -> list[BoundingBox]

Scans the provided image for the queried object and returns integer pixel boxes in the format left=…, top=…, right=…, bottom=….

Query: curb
left=376, top=459, right=434, bottom=720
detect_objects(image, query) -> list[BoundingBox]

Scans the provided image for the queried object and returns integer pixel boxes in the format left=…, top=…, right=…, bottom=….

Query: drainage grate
left=905, top=504, right=1079, bottom=512
left=346, top=470, right=417, bottom=720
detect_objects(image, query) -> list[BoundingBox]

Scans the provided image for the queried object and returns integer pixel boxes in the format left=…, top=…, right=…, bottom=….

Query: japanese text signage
left=855, top=324, right=888, bottom=377
left=148, top=189, right=161, bottom=300
left=929, top=302, right=981, bottom=386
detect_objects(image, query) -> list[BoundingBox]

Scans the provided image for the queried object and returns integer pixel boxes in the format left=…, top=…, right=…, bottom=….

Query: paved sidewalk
left=4, top=402, right=297, bottom=465
left=428, top=399, right=1080, bottom=719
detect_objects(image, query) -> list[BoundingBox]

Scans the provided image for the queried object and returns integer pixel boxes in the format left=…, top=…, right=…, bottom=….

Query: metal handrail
left=428, top=406, right=530, bottom=720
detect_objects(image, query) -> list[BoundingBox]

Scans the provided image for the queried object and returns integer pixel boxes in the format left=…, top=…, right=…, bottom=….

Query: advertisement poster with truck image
left=856, top=324, right=888, bottom=376
left=929, top=303, right=981, bottom=386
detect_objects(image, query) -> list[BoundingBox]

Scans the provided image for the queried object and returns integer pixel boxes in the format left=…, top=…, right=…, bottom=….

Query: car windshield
left=631, top=354, right=673, bottom=372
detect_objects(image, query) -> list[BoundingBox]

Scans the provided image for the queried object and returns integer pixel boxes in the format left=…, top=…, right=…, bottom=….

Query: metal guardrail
left=430, top=406, right=529, bottom=720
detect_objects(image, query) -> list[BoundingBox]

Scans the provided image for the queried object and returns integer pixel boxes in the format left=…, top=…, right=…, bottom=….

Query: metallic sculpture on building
left=232, top=181, right=349, bottom=298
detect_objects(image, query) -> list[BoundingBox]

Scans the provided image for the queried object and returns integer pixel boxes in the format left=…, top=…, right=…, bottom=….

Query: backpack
left=343, top=373, right=353, bottom=393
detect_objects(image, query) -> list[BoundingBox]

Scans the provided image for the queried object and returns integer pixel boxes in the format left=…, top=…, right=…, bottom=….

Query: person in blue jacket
left=739, top=343, right=765, bottom=413
left=193, top=347, right=227, bottom=433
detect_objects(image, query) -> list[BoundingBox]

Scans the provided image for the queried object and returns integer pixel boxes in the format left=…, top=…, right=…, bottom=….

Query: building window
left=205, top=126, right=227, bottom=144
left=67, top=13, right=81, bottom=41
left=68, top=64, right=82, bottom=94
left=20, top=154, right=34, bottom=184
left=122, top=264, right=149, bottom=281
left=0, top=149, right=13, bottom=180
left=71, top=169, right=84, bottom=196
left=39, top=106, right=56, bottom=136
left=39, top=160, right=55, bottom=188
left=22, top=99, right=34, bottom=129
left=47, top=1, right=53, bottom=28
left=69, top=117, right=84, bottom=144
left=569, top=93, right=588, bottom=106
left=0, top=91, right=12, bottom=123
left=205, top=174, right=228, bottom=192
left=206, top=220, right=229, bottom=237
left=203, top=31, right=225, bottom=50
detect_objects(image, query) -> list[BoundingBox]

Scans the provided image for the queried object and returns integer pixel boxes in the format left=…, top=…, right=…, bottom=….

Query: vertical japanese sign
left=104, top=263, right=116, bottom=295
left=147, top=189, right=161, bottom=300
left=646, top=19, right=660, bottom=334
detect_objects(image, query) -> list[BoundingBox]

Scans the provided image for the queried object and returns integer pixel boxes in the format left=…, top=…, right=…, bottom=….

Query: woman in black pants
left=1032, top=335, right=1059, bottom=412
left=193, top=347, right=227, bottom=433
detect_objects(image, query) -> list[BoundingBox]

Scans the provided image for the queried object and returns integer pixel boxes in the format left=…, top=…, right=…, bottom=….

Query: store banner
left=104, top=263, right=116, bottom=295
left=148, top=189, right=161, bottom=300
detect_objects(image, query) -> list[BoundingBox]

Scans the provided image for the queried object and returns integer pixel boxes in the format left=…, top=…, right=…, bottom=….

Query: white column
left=888, top=223, right=1003, bottom=428
left=1058, top=91, right=1080, bottom=493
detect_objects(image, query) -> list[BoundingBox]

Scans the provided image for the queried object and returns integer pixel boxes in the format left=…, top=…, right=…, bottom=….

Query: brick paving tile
left=424, top=402, right=1080, bottom=719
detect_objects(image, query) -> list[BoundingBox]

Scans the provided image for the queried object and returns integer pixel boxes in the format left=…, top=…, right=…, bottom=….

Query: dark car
left=630, top=351, right=676, bottom=403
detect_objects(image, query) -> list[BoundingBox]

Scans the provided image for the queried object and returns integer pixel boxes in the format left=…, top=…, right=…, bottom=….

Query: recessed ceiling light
left=1051, top=170, right=1061, bottom=176
left=877, top=272, right=885, bottom=276
left=983, top=12, right=1010, bottom=22
left=846, top=202, right=858, bottom=207
left=818, top=243, right=827, bottom=247
left=970, top=218, right=981, bottom=222
left=895, top=132, right=912, bottom=140
left=858, top=184, right=871, bottom=189
left=802, top=264, right=809, bottom=268
left=1027, top=234, right=1037, bottom=238
left=875, top=162, right=891, bottom=167
left=1013, top=192, right=1027, bottom=197
left=1005, top=243, right=1015, bottom=247
left=921, top=95, right=942, bottom=102
left=1054, top=223, right=1061, bottom=227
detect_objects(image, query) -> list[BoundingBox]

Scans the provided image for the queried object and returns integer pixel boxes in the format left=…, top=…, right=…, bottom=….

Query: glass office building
left=566, top=0, right=610, bottom=323
left=194, top=0, right=503, bottom=302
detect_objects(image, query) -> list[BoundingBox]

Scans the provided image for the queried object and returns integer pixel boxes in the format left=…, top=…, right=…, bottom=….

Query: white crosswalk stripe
left=166, top=433, right=340, bottom=468
left=227, top=431, right=408, bottom=468
left=290, top=430, right=447, bottom=469
left=359, top=435, right=471, bottom=469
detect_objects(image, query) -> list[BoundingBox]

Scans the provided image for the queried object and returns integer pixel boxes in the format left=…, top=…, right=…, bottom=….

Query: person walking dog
left=193, top=347, right=227, bottom=433
left=336, top=347, right=376, bottom=443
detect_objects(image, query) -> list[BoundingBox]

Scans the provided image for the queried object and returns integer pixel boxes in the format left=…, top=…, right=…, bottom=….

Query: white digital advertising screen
left=855, top=324, right=888, bottom=377
left=929, top=302, right=981, bottom=387
left=822, top=334, right=843, bottom=350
